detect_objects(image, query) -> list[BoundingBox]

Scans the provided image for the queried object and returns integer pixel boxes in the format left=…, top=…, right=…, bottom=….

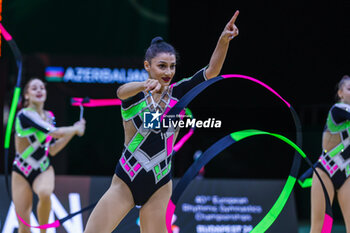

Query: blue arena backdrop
left=0, top=175, right=298, bottom=233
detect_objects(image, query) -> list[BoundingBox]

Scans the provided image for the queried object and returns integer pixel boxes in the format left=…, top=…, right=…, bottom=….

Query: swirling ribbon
left=1, top=23, right=23, bottom=199
left=16, top=203, right=97, bottom=229
left=164, top=74, right=333, bottom=233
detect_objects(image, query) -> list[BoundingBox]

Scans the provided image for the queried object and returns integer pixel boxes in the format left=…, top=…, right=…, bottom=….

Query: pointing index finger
left=229, top=10, right=239, bottom=25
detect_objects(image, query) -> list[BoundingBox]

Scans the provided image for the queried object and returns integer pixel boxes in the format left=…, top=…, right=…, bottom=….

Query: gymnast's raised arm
left=206, top=10, right=239, bottom=79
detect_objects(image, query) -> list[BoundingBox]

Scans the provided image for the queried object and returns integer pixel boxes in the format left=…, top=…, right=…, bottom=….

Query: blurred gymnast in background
left=310, top=75, right=350, bottom=233
left=12, top=78, right=86, bottom=233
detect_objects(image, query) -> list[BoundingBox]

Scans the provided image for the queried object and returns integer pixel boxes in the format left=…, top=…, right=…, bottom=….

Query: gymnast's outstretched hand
left=74, top=118, right=86, bottom=137
left=205, top=10, right=240, bottom=79
left=220, top=10, right=239, bottom=43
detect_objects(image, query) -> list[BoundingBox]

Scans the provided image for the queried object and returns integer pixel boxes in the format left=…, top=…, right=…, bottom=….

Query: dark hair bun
left=151, top=36, right=164, bottom=45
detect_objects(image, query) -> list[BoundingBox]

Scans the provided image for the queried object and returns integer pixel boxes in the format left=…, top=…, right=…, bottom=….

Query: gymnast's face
left=144, top=52, right=176, bottom=87
left=25, top=79, right=47, bottom=106
left=338, top=80, right=350, bottom=105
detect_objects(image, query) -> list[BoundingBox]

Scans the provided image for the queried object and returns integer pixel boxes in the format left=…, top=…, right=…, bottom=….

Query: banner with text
left=0, top=176, right=298, bottom=233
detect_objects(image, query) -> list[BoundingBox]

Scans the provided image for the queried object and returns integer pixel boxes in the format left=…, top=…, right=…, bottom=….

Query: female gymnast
left=310, top=75, right=350, bottom=233
left=12, top=78, right=86, bottom=233
left=84, top=10, right=239, bottom=233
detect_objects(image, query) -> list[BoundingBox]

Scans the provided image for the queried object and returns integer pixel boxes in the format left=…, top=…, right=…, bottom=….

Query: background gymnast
left=310, top=75, right=350, bottom=233
left=12, top=78, right=86, bottom=233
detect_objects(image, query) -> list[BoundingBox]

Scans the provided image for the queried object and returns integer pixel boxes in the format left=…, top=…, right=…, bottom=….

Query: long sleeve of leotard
left=16, top=109, right=57, bottom=135
left=172, top=67, right=208, bottom=99
left=331, top=106, right=350, bottom=124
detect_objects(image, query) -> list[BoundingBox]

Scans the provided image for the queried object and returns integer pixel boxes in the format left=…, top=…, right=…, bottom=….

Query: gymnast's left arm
left=205, top=10, right=239, bottom=79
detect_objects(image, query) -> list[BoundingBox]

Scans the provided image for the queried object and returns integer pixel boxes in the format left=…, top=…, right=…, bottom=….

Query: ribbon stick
left=71, top=97, right=122, bottom=120
left=71, top=97, right=122, bottom=107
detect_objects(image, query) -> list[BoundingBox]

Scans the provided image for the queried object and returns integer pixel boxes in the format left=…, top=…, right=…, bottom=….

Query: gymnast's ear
left=144, top=60, right=151, bottom=72
left=338, top=89, right=343, bottom=100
